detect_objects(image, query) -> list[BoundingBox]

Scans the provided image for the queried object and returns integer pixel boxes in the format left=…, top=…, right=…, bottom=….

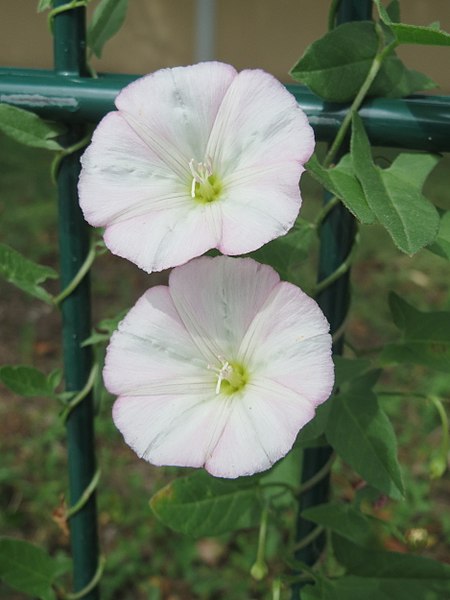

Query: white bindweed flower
left=105, top=256, right=334, bottom=478
left=78, top=62, right=314, bottom=273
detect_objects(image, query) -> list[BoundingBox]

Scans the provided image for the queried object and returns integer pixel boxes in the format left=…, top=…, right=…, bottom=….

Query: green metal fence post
left=292, top=1, right=373, bottom=597
left=53, top=1, right=100, bottom=598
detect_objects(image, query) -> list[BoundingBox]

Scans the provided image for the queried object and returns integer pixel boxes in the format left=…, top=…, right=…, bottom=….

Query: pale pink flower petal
left=239, top=281, right=334, bottom=404
left=107, top=256, right=333, bottom=478
left=205, top=378, right=315, bottom=478
left=168, top=255, right=280, bottom=359
left=78, top=62, right=315, bottom=272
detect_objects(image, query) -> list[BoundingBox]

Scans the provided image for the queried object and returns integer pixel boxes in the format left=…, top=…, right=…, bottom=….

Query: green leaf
left=428, top=211, right=450, bottom=260
left=332, top=535, right=450, bottom=599
left=386, top=0, right=400, bottom=23
left=351, top=114, right=440, bottom=254
left=260, top=446, right=301, bottom=507
left=302, top=502, right=379, bottom=548
left=150, top=471, right=261, bottom=536
left=0, top=538, right=58, bottom=600
left=88, top=0, right=128, bottom=58
left=300, top=584, right=323, bottom=600
left=290, top=22, right=435, bottom=103
left=307, top=154, right=375, bottom=224
left=0, top=243, right=57, bottom=303
left=310, top=571, right=450, bottom=600
left=326, top=390, right=404, bottom=499
left=374, top=0, right=450, bottom=46
left=0, top=366, right=61, bottom=397
left=82, top=309, right=128, bottom=346
left=333, top=356, right=373, bottom=388
left=294, top=398, right=333, bottom=448
left=249, top=219, right=313, bottom=283
left=0, top=104, right=64, bottom=150
left=378, top=60, right=436, bottom=99
left=37, top=0, right=53, bottom=11
left=382, top=292, right=450, bottom=372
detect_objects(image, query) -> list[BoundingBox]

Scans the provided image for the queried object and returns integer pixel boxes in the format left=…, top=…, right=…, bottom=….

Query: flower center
left=189, top=158, right=222, bottom=204
left=209, top=358, right=248, bottom=396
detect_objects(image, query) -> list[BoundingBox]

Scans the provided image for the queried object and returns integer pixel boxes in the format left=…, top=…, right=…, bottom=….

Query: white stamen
left=207, top=356, right=233, bottom=395
left=189, top=157, right=213, bottom=198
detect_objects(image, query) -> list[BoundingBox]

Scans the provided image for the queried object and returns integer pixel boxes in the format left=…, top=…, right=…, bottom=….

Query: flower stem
left=323, top=24, right=397, bottom=168
left=250, top=506, right=269, bottom=581
left=429, top=395, right=449, bottom=479
left=272, top=578, right=282, bottom=600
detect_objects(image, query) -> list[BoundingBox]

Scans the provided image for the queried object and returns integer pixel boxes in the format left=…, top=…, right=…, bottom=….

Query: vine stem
left=313, top=232, right=360, bottom=296
left=61, top=555, right=106, bottom=600
left=53, top=242, right=97, bottom=306
left=48, top=0, right=88, bottom=30
left=323, top=24, right=397, bottom=168
left=60, top=363, right=99, bottom=423
left=327, top=0, right=343, bottom=31
left=297, top=452, right=336, bottom=496
left=292, top=526, right=325, bottom=552
left=314, top=195, right=340, bottom=230
left=66, top=468, right=101, bottom=519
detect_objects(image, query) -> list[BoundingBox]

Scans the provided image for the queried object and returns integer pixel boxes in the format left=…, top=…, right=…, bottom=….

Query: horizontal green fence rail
left=1, top=68, right=450, bottom=152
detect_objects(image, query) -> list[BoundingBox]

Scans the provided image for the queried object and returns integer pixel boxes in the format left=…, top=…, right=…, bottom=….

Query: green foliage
left=332, top=535, right=450, bottom=599
left=0, top=243, right=57, bottom=303
left=0, top=538, right=59, bottom=600
left=428, top=211, right=450, bottom=260
left=326, top=379, right=404, bottom=499
left=382, top=293, right=450, bottom=372
left=302, top=502, right=380, bottom=547
left=249, top=218, right=313, bottom=284
left=374, top=0, right=450, bottom=46
left=351, top=114, right=440, bottom=254
left=294, top=399, right=332, bottom=448
left=0, top=104, right=64, bottom=151
left=37, top=0, right=53, bottom=11
left=0, top=366, right=61, bottom=397
left=290, top=22, right=435, bottom=102
left=88, top=0, right=129, bottom=58
left=333, top=356, right=373, bottom=387
left=150, top=471, right=261, bottom=537
left=82, top=309, right=128, bottom=346
left=307, top=154, right=375, bottom=223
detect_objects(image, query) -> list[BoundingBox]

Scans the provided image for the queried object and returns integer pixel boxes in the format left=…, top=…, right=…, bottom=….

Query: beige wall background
left=1, top=1, right=449, bottom=91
